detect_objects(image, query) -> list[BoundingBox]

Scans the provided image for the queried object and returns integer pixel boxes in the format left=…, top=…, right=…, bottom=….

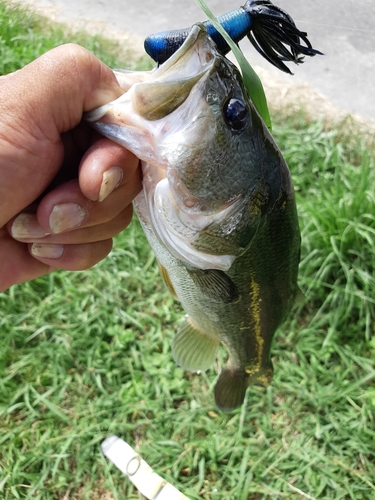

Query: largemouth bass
left=85, top=24, right=301, bottom=411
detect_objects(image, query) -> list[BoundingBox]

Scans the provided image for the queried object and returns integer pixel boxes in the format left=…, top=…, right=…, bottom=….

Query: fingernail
left=11, top=213, right=50, bottom=239
left=31, top=243, right=64, bottom=259
left=98, top=166, right=123, bottom=202
left=49, top=203, right=86, bottom=234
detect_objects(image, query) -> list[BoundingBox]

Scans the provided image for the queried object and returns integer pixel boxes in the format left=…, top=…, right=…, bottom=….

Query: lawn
left=0, top=1, right=374, bottom=499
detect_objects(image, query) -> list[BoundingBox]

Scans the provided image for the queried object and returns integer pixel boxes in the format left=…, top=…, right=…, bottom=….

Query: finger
left=9, top=163, right=141, bottom=239
left=0, top=45, right=123, bottom=225
left=28, top=239, right=113, bottom=271
left=4, top=44, right=123, bottom=133
left=0, top=229, right=50, bottom=292
left=0, top=228, right=114, bottom=292
left=38, top=177, right=140, bottom=233
left=10, top=204, right=134, bottom=245
left=78, top=137, right=141, bottom=202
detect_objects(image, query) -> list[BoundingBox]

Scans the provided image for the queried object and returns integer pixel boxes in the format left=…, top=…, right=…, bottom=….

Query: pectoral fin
left=172, top=317, right=219, bottom=372
left=186, top=268, right=239, bottom=303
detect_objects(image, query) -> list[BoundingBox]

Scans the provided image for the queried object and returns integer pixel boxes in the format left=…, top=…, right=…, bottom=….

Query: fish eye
left=223, top=98, right=248, bottom=131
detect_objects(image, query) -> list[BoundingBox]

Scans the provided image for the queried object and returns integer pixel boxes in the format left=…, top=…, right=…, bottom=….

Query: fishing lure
left=144, top=0, right=322, bottom=74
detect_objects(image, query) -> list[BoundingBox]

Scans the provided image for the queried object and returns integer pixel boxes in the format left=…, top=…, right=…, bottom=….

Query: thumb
left=2, top=43, right=122, bottom=136
left=0, top=44, right=122, bottom=226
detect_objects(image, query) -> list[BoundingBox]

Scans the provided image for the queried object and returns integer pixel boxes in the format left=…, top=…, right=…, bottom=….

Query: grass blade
left=193, top=0, right=272, bottom=130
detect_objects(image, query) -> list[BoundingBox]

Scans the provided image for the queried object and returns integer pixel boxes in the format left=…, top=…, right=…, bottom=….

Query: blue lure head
left=244, top=0, right=323, bottom=74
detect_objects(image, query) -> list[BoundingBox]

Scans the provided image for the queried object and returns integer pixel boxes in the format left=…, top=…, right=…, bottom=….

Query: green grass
left=0, top=0, right=151, bottom=74
left=0, top=2, right=375, bottom=499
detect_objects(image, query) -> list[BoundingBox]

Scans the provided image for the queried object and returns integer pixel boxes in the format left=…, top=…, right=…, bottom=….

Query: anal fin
left=172, top=317, right=219, bottom=372
left=186, top=268, right=239, bottom=303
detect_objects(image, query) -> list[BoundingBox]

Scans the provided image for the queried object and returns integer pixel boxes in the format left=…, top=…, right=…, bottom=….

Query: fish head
left=86, top=24, right=286, bottom=206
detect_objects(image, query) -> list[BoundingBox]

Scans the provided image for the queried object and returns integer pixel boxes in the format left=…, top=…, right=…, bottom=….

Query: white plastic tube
left=101, top=436, right=191, bottom=500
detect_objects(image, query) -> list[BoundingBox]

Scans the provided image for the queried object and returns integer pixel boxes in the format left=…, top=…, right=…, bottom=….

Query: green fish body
left=85, top=25, right=300, bottom=411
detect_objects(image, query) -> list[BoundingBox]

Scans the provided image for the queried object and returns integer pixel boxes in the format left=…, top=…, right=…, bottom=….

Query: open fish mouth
left=85, top=24, right=218, bottom=126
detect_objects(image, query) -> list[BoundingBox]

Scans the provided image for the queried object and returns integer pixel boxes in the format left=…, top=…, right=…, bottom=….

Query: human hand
left=0, top=44, right=142, bottom=292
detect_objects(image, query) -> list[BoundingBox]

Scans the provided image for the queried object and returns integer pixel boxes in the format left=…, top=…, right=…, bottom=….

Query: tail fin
left=214, top=365, right=273, bottom=412
left=214, top=370, right=249, bottom=412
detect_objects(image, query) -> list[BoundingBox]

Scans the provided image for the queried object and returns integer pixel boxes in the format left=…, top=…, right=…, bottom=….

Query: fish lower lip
left=151, top=24, right=216, bottom=81
left=130, top=25, right=218, bottom=120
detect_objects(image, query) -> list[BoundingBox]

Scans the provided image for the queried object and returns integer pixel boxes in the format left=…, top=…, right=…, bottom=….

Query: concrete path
left=20, top=0, right=375, bottom=121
